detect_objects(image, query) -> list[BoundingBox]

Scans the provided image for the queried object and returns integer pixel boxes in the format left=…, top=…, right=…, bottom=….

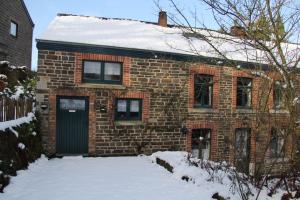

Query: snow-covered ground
left=1, top=155, right=203, bottom=200
left=0, top=152, right=287, bottom=200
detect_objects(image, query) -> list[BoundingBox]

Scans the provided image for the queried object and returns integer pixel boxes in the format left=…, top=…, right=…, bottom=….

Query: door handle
left=69, top=110, right=76, bottom=113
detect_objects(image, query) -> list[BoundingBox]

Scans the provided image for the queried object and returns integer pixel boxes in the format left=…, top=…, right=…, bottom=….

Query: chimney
left=230, top=25, right=247, bottom=38
left=158, top=11, right=167, bottom=27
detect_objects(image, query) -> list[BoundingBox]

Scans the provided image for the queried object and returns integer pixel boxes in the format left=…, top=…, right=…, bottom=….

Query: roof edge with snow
left=36, top=39, right=270, bottom=70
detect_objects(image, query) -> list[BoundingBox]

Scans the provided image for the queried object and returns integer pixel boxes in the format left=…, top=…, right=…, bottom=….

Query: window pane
left=117, top=100, right=127, bottom=112
left=104, top=62, right=121, bottom=81
left=235, top=129, right=249, bottom=158
left=274, top=84, right=283, bottom=108
left=60, top=99, right=85, bottom=111
left=191, top=129, right=211, bottom=159
left=237, top=78, right=252, bottom=107
left=194, top=74, right=213, bottom=107
left=116, top=100, right=127, bottom=119
left=10, top=22, right=17, bottom=36
left=130, top=100, right=139, bottom=112
left=270, top=129, right=284, bottom=157
left=83, top=61, right=101, bottom=80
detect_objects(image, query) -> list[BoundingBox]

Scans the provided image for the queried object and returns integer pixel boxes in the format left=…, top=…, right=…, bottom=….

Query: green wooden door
left=56, top=96, right=88, bottom=155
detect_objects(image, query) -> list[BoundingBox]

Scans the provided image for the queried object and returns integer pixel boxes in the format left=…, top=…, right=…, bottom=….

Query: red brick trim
left=48, top=89, right=96, bottom=155
left=74, top=53, right=131, bottom=86
left=188, top=65, right=220, bottom=110
left=186, top=120, right=218, bottom=160
left=108, top=91, right=150, bottom=123
left=232, top=70, right=259, bottom=110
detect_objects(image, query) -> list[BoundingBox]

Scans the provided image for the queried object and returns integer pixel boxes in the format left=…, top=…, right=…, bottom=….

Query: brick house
left=0, top=0, right=34, bottom=68
left=36, top=12, right=299, bottom=174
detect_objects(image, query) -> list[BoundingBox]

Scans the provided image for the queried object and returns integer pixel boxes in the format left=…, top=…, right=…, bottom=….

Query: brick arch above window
left=74, top=53, right=131, bottom=86
left=188, top=65, right=220, bottom=110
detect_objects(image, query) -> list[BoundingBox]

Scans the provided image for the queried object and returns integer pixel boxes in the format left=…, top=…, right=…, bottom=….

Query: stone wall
left=37, top=49, right=298, bottom=174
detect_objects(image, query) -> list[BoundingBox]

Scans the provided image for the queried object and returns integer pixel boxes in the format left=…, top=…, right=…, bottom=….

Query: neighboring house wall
left=37, top=47, right=298, bottom=175
left=0, top=0, right=33, bottom=68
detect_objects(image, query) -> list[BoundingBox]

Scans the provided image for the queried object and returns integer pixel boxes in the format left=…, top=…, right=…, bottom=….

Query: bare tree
left=155, top=0, right=300, bottom=198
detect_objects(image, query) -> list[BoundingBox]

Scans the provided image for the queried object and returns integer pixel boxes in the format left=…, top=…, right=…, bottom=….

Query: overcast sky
left=24, top=0, right=218, bottom=70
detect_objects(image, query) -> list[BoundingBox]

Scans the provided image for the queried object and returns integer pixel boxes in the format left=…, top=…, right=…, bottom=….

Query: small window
left=10, top=21, right=18, bottom=37
left=83, top=61, right=122, bottom=84
left=60, top=99, right=86, bottom=111
left=191, top=129, right=211, bottom=159
left=273, top=83, right=284, bottom=109
left=237, top=77, right=252, bottom=108
left=270, top=129, right=284, bottom=158
left=194, top=74, right=213, bottom=108
left=115, top=99, right=142, bottom=120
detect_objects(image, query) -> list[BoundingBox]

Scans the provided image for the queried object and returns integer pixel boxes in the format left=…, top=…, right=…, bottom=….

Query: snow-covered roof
left=38, top=14, right=300, bottom=66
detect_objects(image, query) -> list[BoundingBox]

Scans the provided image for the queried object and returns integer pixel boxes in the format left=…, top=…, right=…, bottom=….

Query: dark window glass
left=235, top=128, right=250, bottom=159
left=235, top=128, right=250, bottom=174
left=194, top=74, right=213, bottom=107
left=191, top=129, right=211, bottom=159
left=60, top=99, right=86, bottom=111
left=273, top=83, right=284, bottom=109
left=270, top=129, right=284, bottom=158
left=10, top=21, right=18, bottom=37
left=82, top=61, right=122, bottom=84
left=83, top=61, right=101, bottom=80
left=237, top=77, right=252, bottom=108
left=104, top=62, right=121, bottom=81
left=115, top=99, right=142, bottom=120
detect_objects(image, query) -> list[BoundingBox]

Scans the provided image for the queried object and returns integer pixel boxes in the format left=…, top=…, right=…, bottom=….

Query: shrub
left=0, top=115, right=42, bottom=192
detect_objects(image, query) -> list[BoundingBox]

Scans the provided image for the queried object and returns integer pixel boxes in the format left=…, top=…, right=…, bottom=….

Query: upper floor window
left=237, top=77, right=252, bottom=108
left=194, top=74, right=213, bottom=108
left=83, top=61, right=122, bottom=84
left=270, top=128, right=284, bottom=158
left=10, top=21, right=18, bottom=37
left=273, top=83, right=284, bottom=109
left=115, top=99, right=142, bottom=121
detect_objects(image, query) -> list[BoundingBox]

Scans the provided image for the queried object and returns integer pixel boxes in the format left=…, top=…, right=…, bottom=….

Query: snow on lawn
left=151, top=151, right=285, bottom=200
left=1, top=155, right=203, bottom=200
left=0, top=152, right=287, bottom=200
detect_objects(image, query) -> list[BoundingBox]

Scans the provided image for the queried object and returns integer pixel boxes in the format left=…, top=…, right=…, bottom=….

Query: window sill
left=188, top=108, right=216, bottom=113
left=77, top=83, right=126, bottom=90
left=236, top=108, right=253, bottom=113
left=114, top=121, right=144, bottom=126
left=264, top=157, right=289, bottom=164
left=270, top=109, right=289, bottom=114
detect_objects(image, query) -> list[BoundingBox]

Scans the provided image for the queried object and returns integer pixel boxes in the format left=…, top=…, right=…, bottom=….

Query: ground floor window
left=115, top=98, right=142, bottom=120
left=270, top=128, right=284, bottom=158
left=191, top=129, right=211, bottom=159
left=235, top=128, right=251, bottom=174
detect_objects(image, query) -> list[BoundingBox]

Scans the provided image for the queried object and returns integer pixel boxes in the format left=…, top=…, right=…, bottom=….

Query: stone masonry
left=37, top=49, right=299, bottom=175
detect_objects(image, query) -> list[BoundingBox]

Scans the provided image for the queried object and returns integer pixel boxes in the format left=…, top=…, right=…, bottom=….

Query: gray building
left=0, top=0, right=34, bottom=68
